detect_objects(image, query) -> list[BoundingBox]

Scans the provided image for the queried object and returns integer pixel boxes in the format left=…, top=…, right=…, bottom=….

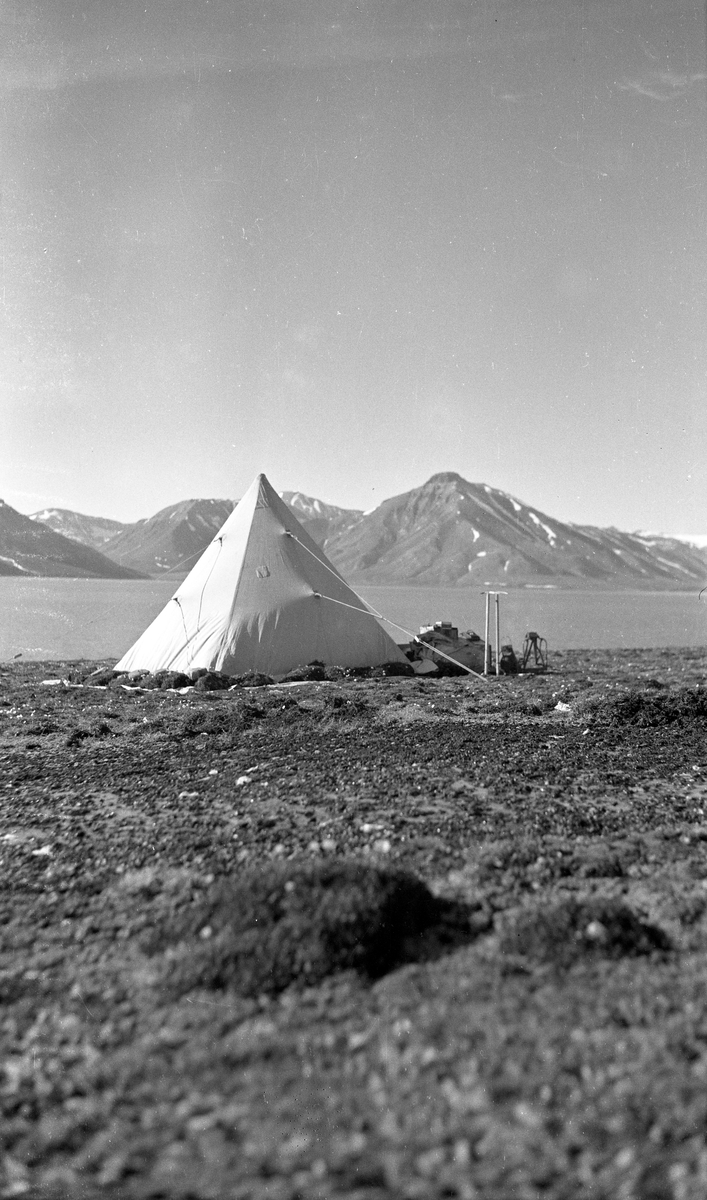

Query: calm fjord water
left=0, top=578, right=705, bottom=661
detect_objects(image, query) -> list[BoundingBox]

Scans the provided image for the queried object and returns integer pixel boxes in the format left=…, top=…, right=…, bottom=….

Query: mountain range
left=9, top=472, right=706, bottom=588
left=0, top=501, right=144, bottom=579
left=321, top=473, right=707, bottom=589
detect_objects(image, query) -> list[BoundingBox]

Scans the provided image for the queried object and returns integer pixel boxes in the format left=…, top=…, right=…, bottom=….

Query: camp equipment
left=410, top=622, right=486, bottom=674
left=521, top=631, right=548, bottom=672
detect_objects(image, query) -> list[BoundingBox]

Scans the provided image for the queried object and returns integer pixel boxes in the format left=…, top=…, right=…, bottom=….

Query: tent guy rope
left=287, top=532, right=487, bottom=680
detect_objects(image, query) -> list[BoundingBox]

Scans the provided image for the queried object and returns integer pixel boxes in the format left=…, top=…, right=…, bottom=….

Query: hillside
left=324, top=473, right=707, bottom=589
left=29, top=508, right=127, bottom=549
left=99, top=499, right=236, bottom=576
left=0, top=501, right=145, bottom=579
left=279, top=491, right=362, bottom=547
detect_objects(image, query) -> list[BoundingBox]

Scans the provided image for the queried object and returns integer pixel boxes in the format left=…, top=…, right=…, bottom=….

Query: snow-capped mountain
left=0, top=500, right=145, bottom=579
left=29, top=508, right=127, bottom=549
left=279, top=491, right=362, bottom=547
left=323, top=473, right=707, bottom=589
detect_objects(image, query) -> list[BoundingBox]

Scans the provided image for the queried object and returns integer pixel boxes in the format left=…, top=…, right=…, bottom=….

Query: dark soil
left=2, top=646, right=707, bottom=1198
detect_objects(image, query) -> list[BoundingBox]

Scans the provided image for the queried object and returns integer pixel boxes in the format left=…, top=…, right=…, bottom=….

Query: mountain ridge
left=279, top=491, right=363, bottom=549
left=0, top=500, right=146, bottom=580
left=26, top=475, right=707, bottom=589
left=97, top=499, right=236, bottom=577
left=29, top=508, right=127, bottom=547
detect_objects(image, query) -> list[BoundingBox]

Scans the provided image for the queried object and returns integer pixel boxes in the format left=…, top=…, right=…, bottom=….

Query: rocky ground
left=2, top=647, right=707, bottom=1199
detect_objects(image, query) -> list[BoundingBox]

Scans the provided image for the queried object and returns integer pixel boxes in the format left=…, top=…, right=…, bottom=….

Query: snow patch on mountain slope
left=528, top=512, right=557, bottom=543
left=640, top=531, right=707, bottom=549
left=0, top=555, right=30, bottom=573
left=656, top=556, right=692, bottom=574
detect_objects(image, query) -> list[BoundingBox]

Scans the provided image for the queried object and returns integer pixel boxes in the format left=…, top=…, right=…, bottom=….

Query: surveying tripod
left=521, top=631, right=548, bottom=672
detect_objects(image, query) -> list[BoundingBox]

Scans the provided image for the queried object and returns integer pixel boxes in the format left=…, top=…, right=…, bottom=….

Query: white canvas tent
left=114, top=473, right=408, bottom=678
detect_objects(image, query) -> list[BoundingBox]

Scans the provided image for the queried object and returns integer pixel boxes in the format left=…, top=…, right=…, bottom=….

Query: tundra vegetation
left=1, top=647, right=707, bottom=1199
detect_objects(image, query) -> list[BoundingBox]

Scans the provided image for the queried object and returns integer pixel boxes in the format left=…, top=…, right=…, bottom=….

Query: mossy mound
left=193, top=670, right=232, bottom=691
left=84, top=667, right=117, bottom=685
left=477, top=838, right=631, bottom=887
left=173, top=705, right=263, bottom=739
left=589, top=687, right=707, bottom=728
left=156, top=670, right=193, bottom=689
left=65, top=720, right=113, bottom=747
left=153, top=860, right=474, bottom=998
left=370, top=660, right=416, bottom=678
left=281, top=662, right=327, bottom=682
left=499, top=895, right=673, bottom=966
left=229, top=671, right=274, bottom=688
left=124, top=670, right=193, bottom=690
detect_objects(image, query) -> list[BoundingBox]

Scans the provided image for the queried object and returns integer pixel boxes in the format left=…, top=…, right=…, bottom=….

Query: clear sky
left=2, top=0, right=706, bottom=531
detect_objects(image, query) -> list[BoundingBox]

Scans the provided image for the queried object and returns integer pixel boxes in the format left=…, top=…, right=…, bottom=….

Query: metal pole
left=483, top=592, right=490, bottom=675
left=495, top=593, right=501, bottom=677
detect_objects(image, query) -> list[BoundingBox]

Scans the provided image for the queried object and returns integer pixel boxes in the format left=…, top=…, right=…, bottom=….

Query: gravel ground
left=2, top=647, right=707, bottom=1199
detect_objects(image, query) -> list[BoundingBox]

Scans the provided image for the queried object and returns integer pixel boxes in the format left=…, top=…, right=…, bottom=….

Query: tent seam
left=216, top=478, right=271, bottom=668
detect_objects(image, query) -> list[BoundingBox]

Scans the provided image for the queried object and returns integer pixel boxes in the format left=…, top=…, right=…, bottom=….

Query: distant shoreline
left=1, top=580, right=704, bottom=661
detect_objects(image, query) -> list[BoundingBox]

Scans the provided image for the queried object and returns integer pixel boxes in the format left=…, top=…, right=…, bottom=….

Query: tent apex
left=238, top=472, right=274, bottom=505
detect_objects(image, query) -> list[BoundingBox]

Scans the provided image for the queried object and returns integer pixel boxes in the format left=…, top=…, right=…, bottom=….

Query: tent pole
left=483, top=592, right=490, bottom=675
left=495, top=593, right=501, bottom=677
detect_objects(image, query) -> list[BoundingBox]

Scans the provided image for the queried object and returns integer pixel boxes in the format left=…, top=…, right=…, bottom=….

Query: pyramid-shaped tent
left=114, top=473, right=407, bottom=678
